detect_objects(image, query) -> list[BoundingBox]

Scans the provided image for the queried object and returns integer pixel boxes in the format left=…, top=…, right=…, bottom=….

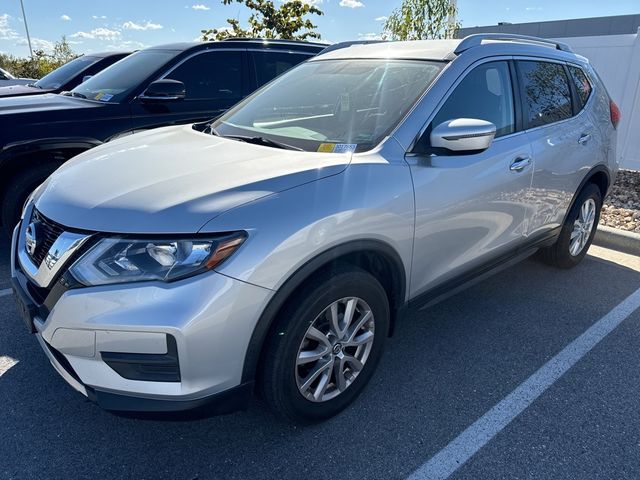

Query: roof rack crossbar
left=220, top=37, right=327, bottom=47
left=319, top=40, right=386, bottom=54
left=454, top=33, right=573, bottom=55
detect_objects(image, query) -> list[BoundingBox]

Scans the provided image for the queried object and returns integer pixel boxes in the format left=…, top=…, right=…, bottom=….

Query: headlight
left=69, top=232, right=246, bottom=286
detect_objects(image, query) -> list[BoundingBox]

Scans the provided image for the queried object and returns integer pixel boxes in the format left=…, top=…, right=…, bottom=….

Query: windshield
left=213, top=59, right=444, bottom=153
left=71, top=50, right=176, bottom=103
left=35, top=56, right=97, bottom=89
left=0, top=67, right=14, bottom=80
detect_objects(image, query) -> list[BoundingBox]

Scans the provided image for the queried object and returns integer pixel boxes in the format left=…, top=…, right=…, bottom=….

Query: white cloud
left=92, top=15, right=107, bottom=20
left=106, top=40, right=146, bottom=50
left=339, top=0, right=364, bottom=7
left=60, top=14, right=71, bottom=21
left=16, top=37, right=55, bottom=52
left=122, top=21, right=163, bottom=31
left=70, top=27, right=121, bottom=40
left=191, top=4, right=210, bottom=10
left=282, top=0, right=323, bottom=4
left=358, top=32, right=382, bottom=40
left=0, top=13, right=19, bottom=40
left=375, top=16, right=387, bottom=22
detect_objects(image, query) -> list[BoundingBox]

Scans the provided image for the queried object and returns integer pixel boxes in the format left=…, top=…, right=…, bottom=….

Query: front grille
left=28, top=209, right=65, bottom=267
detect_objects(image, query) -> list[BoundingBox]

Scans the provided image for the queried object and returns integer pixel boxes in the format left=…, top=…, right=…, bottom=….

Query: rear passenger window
left=518, top=61, right=572, bottom=128
left=431, top=61, right=515, bottom=137
left=252, top=51, right=311, bottom=87
left=568, top=66, right=592, bottom=109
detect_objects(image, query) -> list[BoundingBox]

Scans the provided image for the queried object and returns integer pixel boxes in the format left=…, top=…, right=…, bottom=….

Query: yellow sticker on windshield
left=317, top=143, right=336, bottom=153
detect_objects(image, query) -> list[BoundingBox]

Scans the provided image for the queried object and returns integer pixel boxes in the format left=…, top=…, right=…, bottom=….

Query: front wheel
left=260, top=268, right=390, bottom=423
left=538, top=183, right=602, bottom=269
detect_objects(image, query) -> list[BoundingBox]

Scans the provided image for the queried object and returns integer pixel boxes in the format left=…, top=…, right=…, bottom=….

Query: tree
left=201, top=0, right=323, bottom=41
left=0, top=37, right=77, bottom=79
left=51, top=36, right=76, bottom=64
left=383, top=0, right=459, bottom=41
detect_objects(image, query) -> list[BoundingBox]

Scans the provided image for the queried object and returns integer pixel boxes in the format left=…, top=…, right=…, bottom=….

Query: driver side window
left=431, top=61, right=515, bottom=138
left=165, top=51, right=244, bottom=101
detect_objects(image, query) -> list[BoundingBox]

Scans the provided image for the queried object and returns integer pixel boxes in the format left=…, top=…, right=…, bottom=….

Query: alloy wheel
left=295, top=297, right=375, bottom=403
left=569, top=198, right=596, bottom=256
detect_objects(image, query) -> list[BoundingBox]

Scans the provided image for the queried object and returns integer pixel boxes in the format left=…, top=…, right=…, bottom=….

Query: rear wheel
left=1, top=164, right=58, bottom=238
left=260, top=267, right=389, bottom=423
left=538, top=183, right=602, bottom=269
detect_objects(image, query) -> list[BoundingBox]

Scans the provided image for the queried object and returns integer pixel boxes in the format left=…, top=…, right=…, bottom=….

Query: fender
left=240, top=239, right=407, bottom=384
left=560, top=163, right=611, bottom=227
left=0, top=137, right=103, bottom=166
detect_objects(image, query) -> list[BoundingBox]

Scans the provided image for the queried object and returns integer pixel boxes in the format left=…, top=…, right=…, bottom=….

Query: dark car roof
left=147, top=39, right=327, bottom=53
left=86, top=51, right=133, bottom=58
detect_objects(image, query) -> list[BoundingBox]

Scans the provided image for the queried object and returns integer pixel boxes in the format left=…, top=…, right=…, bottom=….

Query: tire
left=538, top=183, right=602, bottom=269
left=1, top=164, right=58, bottom=238
left=260, top=267, right=390, bottom=423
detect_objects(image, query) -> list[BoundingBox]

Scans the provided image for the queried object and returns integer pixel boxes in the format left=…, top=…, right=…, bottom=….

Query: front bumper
left=11, top=221, right=273, bottom=414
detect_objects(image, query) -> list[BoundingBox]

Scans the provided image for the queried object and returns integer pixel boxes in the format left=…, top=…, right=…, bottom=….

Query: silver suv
left=11, top=34, right=619, bottom=422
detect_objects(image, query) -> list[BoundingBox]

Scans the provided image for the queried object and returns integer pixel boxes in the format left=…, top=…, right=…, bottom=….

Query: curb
left=593, top=225, right=640, bottom=256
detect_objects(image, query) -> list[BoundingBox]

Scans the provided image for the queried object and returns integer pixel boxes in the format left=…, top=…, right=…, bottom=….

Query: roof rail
left=454, top=33, right=573, bottom=55
left=320, top=40, right=386, bottom=54
left=221, top=37, right=328, bottom=47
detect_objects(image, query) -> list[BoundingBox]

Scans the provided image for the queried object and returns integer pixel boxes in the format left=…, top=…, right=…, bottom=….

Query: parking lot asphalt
left=1, top=238, right=640, bottom=480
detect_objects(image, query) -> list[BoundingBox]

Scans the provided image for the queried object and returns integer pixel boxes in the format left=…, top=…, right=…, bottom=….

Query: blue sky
left=0, top=0, right=638, bottom=56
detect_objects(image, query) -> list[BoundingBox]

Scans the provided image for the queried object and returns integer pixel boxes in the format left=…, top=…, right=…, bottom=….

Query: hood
left=35, top=125, right=351, bottom=234
left=0, top=93, right=97, bottom=115
left=0, top=84, right=53, bottom=98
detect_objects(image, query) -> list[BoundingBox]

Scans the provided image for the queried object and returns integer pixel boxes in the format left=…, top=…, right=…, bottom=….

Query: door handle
left=578, top=133, right=592, bottom=145
left=510, top=156, right=532, bottom=172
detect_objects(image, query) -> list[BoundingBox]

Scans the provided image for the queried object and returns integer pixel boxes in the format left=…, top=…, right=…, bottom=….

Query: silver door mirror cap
left=430, top=118, right=497, bottom=152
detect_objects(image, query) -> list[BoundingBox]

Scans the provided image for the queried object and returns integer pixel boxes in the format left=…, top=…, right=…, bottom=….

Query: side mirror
left=82, top=75, right=93, bottom=83
left=430, top=118, right=496, bottom=152
left=139, top=79, right=186, bottom=102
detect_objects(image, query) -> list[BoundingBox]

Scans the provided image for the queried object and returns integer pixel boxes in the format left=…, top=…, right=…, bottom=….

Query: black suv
left=0, top=39, right=325, bottom=236
left=0, top=51, right=131, bottom=99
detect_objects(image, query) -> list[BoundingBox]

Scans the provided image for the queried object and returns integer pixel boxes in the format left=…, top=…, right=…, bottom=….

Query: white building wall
left=555, top=31, right=640, bottom=171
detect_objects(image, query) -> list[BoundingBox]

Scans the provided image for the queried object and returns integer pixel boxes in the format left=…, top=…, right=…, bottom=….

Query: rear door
left=129, top=49, right=249, bottom=130
left=516, top=59, right=596, bottom=236
left=407, top=59, right=534, bottom=297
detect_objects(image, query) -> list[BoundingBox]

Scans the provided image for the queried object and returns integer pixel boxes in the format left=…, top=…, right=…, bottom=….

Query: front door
left=407, top=60, right=533, bottom=298
left=130, top=49, right=248, bottom=132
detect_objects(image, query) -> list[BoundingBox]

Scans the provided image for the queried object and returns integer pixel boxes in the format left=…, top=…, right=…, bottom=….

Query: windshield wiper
left=220, top=134, right=303, bottom=151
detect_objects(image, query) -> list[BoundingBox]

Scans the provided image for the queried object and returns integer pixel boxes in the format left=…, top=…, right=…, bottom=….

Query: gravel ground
left=602, top=169, right=640, bottom=233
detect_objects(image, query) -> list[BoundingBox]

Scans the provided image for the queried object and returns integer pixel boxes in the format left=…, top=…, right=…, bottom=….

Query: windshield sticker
left=97, top=93, right=113, bottom=102
left=317, top=143, right=336, bottom=153
left=339, top=93, right=350, bottom=112
left=317, top=143, right=357, bottom=154
left=334, top=144, right=357, bottom=153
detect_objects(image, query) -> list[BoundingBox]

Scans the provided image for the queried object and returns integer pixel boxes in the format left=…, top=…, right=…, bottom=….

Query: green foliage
left=201, top=0, right=323, bottom=41
left=0, top=36, right=78, bottom=79
left=383, top=0, right=460, bottom=41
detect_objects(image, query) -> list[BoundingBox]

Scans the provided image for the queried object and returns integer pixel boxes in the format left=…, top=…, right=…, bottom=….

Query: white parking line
left=0, top=355, right=19, bottom=377
left=408, top=286, right=640, bottom=480
left=0, top=288, right=12, bottom=298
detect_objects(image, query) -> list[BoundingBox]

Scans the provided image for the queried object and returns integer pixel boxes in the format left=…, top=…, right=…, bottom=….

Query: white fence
left=555, top=31, right=640, bottom=171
